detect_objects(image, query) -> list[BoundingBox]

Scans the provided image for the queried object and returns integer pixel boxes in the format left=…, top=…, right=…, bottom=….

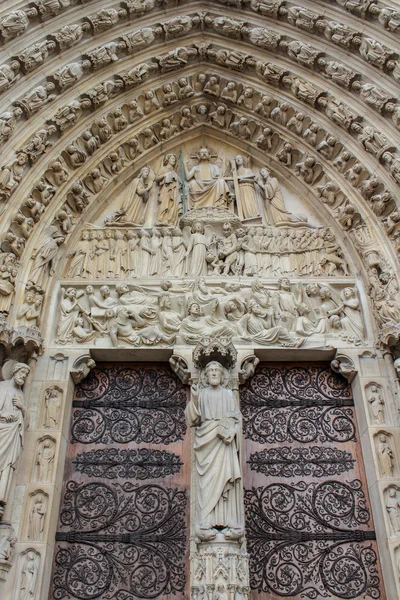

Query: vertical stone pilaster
left=341, top=350, right=400, bottom=598
left=2, top=349, right=92, bottom=599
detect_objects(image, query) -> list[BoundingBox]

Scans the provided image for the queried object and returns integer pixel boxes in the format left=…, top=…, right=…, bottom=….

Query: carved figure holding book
left=185, top=361, right=243, bottom=541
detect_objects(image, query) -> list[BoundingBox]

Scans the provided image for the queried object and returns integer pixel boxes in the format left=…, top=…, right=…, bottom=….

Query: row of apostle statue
left=64, top=222, right=349, bottom=280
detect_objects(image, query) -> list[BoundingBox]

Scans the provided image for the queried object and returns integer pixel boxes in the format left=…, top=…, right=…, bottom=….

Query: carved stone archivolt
left=0, top=1, right=399, bottom=598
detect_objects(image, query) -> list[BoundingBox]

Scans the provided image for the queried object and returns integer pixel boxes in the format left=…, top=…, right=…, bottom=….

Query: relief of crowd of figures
left=63, top=224, right=349, bottom=280
left=54, top=279, right=365, bottom=348
left=0, top=62, right=399, bottom=347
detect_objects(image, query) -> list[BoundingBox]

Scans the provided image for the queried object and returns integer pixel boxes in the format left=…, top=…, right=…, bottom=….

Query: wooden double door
left=50, top=362, right=385, bottom=600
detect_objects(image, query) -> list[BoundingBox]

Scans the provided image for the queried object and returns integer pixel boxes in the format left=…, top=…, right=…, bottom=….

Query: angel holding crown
left=185, top=147, right=231, bottom=209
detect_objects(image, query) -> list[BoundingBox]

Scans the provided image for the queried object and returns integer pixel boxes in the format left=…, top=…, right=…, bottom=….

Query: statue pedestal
left=191, top=534, right=250, bottom=600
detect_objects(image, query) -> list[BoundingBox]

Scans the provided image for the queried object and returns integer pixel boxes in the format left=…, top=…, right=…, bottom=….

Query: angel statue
left=155, top=153, right=182, bottom=226
left=104, top=166, right=155, bottom=226
left=185, top=361, right=243, bottom=540
left=185, top=148, right=231, bottom=209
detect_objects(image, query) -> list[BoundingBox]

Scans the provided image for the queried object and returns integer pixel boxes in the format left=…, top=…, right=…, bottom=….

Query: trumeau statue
left=185, top=362, right=243, bottom=540
left=0, top=362, right=30, bottom=516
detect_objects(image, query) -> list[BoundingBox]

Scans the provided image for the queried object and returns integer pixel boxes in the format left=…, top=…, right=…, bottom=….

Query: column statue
left=0, top=363, right=30, bottom=517
left=185, top=361, right=243, bottom=540
left=185, top=148, right=231, bottom=209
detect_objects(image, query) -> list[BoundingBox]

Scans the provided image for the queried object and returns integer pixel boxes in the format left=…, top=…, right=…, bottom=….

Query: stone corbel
left=0, top=315, right=43, bottom=367
left=238, top=354, right=260, bottom=385
left=71, top=354, right=96, bottom=384
left=0, top=523, right=17, bottom=597
left=331, top=354, right=357, bottom=382
left=169, top=354, right=192, bottom=385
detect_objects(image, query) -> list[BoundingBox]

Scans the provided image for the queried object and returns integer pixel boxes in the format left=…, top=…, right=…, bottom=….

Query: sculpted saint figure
left=106, top=167, right=154, bottom=226
left=0, top=363, right=30, bottom=515
left=186, top=148, right=231, bottom=209
left=185, top=362, right=242, bottom=539
left=258, top=168, right=306, bottom=225
left=386, top=488, right=400, bottom=534
left=378, top=434, right=395, bottom=477
left=368, top=386, right=385, bottom=424
left=234, top=156, right=259, bottom=219
left=156, top=154, right=182, bottom=226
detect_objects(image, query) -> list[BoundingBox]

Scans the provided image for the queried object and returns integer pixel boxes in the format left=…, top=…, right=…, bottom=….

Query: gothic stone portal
left=242, top=363, right=385, bottom=600
left=49, top=363, right=190, bottom=600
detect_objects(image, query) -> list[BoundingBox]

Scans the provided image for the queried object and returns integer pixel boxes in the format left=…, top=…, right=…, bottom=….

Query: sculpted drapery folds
left=0, top=363, right=30, bottom=515
left=185, top=148, right=231, bottom=209
left=185, top=362, right=243, bottom=540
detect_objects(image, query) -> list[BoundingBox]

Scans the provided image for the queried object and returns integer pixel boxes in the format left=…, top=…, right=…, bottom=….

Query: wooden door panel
left=242, top=363, right=385, bottom=600
left=50, top=363, right=190, bottom=600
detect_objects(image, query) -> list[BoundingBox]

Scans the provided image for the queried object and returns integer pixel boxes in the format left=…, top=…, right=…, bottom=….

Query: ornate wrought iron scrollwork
left=71, top=365, right=187, bottom=445
left=245, top=481, right=380, bottom=599
left=73, top=447, right=183, bottom=480
left=248, top=446, right=356, bottom=478
left=53, top=482, right=187, bottom=599
left=242, top=366, right=356, bottom=444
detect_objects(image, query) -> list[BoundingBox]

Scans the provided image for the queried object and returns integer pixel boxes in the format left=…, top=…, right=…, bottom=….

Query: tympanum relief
left=53, top=142, right=364, bottom=350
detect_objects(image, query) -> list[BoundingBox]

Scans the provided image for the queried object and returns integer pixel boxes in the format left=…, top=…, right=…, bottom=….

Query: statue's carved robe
left=189, top=163, right=230, bottom=209
left=185, top=386, right=242, bottom=529
left=0, top=379, right=25, bottom=504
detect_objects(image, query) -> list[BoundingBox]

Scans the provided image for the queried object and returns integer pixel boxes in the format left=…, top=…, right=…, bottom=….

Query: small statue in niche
left=27, top=494, right=46, bottom=541
left=185, top=362, right=243, bottom=540
left=37, top=439, right=55, bottom=482
left=386, top=488, right=400, bottom=534
left=18, top=551, right=39, bottom=600
left=377, top=434, right=395, bottom=477
left=368, top=386, right=385, bottom=424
